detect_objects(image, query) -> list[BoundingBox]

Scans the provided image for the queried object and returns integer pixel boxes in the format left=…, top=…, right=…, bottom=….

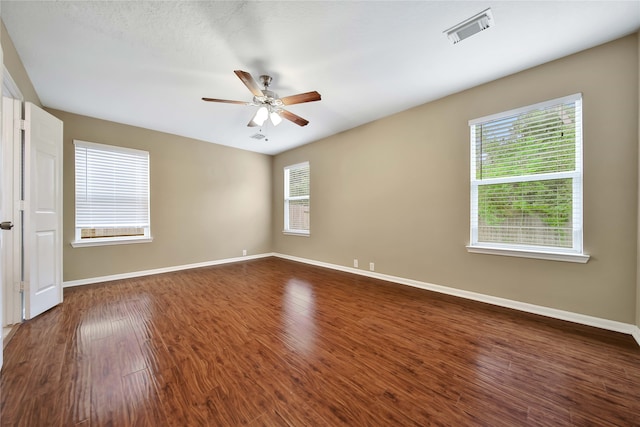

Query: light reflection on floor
left=76, top=293, right=155, bottom=409
left=282, top=278, right=317, bottom=355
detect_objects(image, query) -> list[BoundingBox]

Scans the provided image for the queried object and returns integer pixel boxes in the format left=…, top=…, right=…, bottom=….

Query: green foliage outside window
left=476, top=104, right=576, bottom=246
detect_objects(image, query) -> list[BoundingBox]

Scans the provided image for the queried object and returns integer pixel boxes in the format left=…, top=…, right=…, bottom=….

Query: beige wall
left=274, top=34, right=639, bottom=324
left=1, top=20, right=41, bottom=106
left=47, top=109, right=272, bottom=281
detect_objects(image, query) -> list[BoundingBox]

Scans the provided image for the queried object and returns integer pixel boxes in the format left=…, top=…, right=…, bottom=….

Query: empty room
left=1, top=1, right=640, bottom=425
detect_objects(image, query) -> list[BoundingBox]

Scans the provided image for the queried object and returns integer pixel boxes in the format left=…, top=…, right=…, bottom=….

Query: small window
left=468, top=94, right=588, bottom=262
left=72, top=140, right=151, bottom=247
left=284, top=162, right=310, bottom=235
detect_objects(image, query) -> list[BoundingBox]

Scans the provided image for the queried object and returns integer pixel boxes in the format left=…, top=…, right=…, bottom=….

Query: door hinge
left=15, top=282, right=25, bottom=292
left=16, top=119, right=26, bottom=131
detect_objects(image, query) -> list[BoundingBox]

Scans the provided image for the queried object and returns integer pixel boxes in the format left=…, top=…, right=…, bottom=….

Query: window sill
left=466, top=245, right=589, bottom=263
left=71, top=236, right=153, bottom=248
left=282, top=230, right=310, bottom=237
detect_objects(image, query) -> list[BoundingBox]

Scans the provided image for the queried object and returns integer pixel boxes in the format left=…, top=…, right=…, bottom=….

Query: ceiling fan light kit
left=249, top=106, right=270, bottom=127
left=269, top=110, right=283, bottom=126
left=203, top=70, right=321, bottom=130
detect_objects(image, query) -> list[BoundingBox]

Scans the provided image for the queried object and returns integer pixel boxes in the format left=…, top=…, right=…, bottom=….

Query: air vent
left=250, top=133, right=266, bottom=140
left=444, top=8, right=494, bottom=44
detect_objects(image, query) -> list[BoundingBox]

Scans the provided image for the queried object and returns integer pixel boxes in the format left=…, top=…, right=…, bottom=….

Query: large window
left=468, top=93, right=588, bottom=262
left=284, top=161, right=310, bottom=235
left=72, top=140, right=151, bottom=247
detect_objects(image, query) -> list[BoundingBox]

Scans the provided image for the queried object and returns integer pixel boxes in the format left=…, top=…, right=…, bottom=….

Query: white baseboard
left=273, top=253, right=640, bottom=344
left=62, top=253, right=275, bottom=288
left=632, top=326, right=640, bottom=347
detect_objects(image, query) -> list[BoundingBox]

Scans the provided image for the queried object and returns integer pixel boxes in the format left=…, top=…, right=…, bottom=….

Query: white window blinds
left=284, top=162, right=310, bottom=234
left=74, top=140, right=150, bottom=241
left=469, top=93, right=583, bottom=254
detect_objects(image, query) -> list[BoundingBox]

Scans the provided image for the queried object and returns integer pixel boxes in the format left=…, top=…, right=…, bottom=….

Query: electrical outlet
left=353, top=259, right=359, bottom=268
left=242, top=249, right=247, bottom=256
left=369, top=262, right=375, bottom=271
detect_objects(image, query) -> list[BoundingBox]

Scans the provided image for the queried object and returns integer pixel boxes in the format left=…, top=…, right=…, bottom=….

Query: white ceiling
left=2, top=1, right=639, bottom=155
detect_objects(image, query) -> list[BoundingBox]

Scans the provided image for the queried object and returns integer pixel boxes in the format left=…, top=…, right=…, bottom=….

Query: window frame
left=467, top=93, right=589, bottom=263
left=283, top=161, right=310, bottom=236
left=71, top=140, right=152, bottom=248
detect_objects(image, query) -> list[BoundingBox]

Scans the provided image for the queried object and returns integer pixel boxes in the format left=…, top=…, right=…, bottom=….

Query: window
left=72, top=140, right=151, bottom=247
left=468, top=93, right=588, bottom=263
left=284, top=162, right=310, bottom=235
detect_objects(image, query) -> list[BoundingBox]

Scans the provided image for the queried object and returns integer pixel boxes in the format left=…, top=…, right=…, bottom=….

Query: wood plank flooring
left=1, top=257, right=639, bottom=426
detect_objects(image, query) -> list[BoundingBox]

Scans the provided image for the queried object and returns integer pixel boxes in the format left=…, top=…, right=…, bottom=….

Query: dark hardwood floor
left=1, top=257, right=639, bottom=426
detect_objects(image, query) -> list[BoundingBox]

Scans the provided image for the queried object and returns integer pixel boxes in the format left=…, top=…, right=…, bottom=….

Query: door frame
left=1, top=37, right=4, bottom=370
left=2, top=66, right=24, bottom=327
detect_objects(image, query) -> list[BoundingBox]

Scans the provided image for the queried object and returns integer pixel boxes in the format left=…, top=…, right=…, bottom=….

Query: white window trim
left=283, top=161, right=310, bottom=236
left=282, top=230, right=311, bottom=237
left=72, top=140, right=151, bottom=248
left=468, top=93, right=589, bottom=263
left=71, top=236, right=153, bottom=248
left=466, top=244, right=589, bottom=263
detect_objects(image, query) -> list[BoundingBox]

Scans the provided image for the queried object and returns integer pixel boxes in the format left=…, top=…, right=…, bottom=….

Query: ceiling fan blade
left=280, top=91, right=322, bottom=106
left=279, top=109, right=309, bottom=127
left=202, top=97, right=248, bottom=105
left=234, top=70, right=264, bottom=97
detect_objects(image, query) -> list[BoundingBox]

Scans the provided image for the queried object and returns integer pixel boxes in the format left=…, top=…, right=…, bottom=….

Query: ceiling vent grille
left=444, top=8, right=494, bottom=44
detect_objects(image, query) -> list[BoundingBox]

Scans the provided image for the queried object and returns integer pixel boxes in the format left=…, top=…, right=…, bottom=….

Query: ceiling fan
left=202, top=70, right=321, bottom=127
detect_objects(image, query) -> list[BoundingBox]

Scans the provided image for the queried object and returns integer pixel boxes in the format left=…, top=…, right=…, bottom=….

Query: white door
left=23, top=102, right=63, bottom=319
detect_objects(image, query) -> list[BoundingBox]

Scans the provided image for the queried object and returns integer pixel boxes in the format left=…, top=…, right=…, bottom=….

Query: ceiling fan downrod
left=259, top=75, right=273, bottom=89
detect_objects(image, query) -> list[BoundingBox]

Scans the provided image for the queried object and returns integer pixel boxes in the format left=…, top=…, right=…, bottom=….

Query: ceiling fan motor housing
left=255, top=89, right=283, bottom=107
